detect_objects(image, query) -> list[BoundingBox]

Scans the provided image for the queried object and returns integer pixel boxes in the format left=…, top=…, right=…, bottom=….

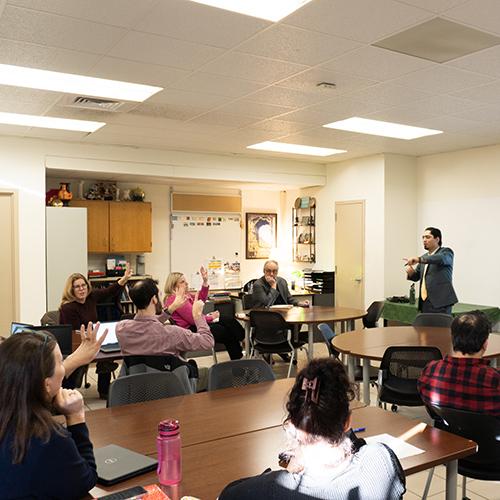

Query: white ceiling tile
left=414, top=115, right=492, bottom=133
left=0, top=85, right=59, bottom=105
left=321, top=45, right=435, bottom=81
left=0, top=6, right=127, bottom=54
left=131, top=102, right=215, bottom=122
left=216, top=99, right=294, bottom=120
left=450, top=103, right=500, bottom=123
left=6, top=0, right=158, bottom=28
left=451, top=80, right=500, bottom=104
left=89, top=57, right=190, bottom=88
left=285, top=0, right=432, bottom=43
left=278, top=67, right=377, bottom=95
left=147, top=89, right=228, bottom=108
left=447, top=45, right=500, bottom=78
left=23, top=128, right=88, bottom=141
left=135, top=0, right=270, bottom=49
left=391, top=65, right=495, bottom=93
left=238, top=24, right=360, bottom=66
left=345, top=83, right=431, bottom=107
left=0, top=38, right=100, bottom=73
left=247, top=86, right=332, bottom=108
left=0, top=98, right=51, bottom=115
left=0, top=124, right=30, bottom=136
left=169, top=73, right=264, bottom=99
left=108, top=31, right=224, bottom=71
left=189, top=111, right=258, bottom=128
left=395, top=0, right=470, bottom=14
left=444, top=0, right=500, bottom=36
left=201, top=52, right=308, bottom=85
left=246, top=119, right=313, bottom=135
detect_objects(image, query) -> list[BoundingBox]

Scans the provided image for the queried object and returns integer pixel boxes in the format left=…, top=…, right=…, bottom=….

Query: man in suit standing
left=405, top=227, right=458, bottom=314
left=252, top=260, right=309, bottom=308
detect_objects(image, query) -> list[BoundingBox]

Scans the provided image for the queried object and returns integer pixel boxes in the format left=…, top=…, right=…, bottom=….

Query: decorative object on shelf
left=293, top=198, right=316, bottom=263
left=121, top=189, right=131, bottom=201
left=246, top=212, right=277, bottom=259
left=129, top=186, right=145, bottom=201
left=84, top=181, right=118, bottom=200
left=45, top=188, right=60, bottom=206
left=58, top=182, right=72, bottom=206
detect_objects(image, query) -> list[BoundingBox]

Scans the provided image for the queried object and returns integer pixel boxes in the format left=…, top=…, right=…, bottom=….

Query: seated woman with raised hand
left=0, top=331, right=97, bottom=499
left=164, top=266, right=244, bottom=360
left=219, top=358, right=406, bottom=500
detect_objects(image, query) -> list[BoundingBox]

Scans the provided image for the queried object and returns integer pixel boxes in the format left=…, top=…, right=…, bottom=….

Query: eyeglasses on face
left=73, top=283, right=88, bottom=290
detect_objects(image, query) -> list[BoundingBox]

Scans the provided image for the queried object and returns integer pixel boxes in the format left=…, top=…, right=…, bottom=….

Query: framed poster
left=246, top=212, right=277, bottom=259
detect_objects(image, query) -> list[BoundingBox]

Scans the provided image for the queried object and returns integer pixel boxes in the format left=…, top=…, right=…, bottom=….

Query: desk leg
left=445, top=460, right=458, bottom=500
left=347, top=355, right=355, bottom=382
left=362, top=358, right=371, bottom=405
left=308, top=324, right=314, bottom=361
left=244, top=322, right=250, bottom=359
left=348, top=319, right=355, bottom=331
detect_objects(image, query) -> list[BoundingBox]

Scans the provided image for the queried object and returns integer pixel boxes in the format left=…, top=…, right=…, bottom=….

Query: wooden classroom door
left=335, top=200, right=365, bottom=310
left=0, top=192, right=17, bottom=332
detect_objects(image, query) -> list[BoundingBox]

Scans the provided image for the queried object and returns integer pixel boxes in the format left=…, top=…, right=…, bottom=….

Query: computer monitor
left=10, top=322, right=33, bottom=335
left=30, top=325, right=73, bottom=357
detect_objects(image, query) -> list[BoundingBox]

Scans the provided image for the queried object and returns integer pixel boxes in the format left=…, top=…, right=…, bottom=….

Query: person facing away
left=0, top=331, right=97, bottom=499
left=219, top=358, right=406, bottom=500
left=404, top=227, right=458, bottom=314
left=116, top=278, right=214, bottom=359
left=252, top=260, right=309, bottom=308
left=164, top=267, right=244, bottom=360
left=418, top=311, right=500, bottom=417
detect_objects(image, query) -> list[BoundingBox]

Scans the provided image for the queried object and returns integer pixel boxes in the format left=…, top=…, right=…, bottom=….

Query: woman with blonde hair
left=60, top=264, right=132, bottom=398
left=164, top=267, right=244, bottom=359
left=0, top=330, right=98, bottom=498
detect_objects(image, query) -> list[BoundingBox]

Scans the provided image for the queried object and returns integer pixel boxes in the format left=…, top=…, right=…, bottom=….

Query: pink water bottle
left=157, top=419, right=182, bottom=485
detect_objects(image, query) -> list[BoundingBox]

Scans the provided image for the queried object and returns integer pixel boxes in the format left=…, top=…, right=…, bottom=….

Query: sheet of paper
left=269, top=304, right=293, bottom=309
left=365, top=433, right=425, bottom=460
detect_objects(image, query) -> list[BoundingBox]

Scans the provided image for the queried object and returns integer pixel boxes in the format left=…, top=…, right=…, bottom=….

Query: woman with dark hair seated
left=0, top=331, right=97, bottom=499
left=219, top=358, right=405, bottom=500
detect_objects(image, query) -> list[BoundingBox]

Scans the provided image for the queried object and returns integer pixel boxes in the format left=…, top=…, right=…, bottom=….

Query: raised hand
left=169, top=286, right=188, bottom=313
left=192, top=292, right=205, bottom=319
left=200, top=265, right=208, bottom=285
left=118, top=262, right=133, bottom=285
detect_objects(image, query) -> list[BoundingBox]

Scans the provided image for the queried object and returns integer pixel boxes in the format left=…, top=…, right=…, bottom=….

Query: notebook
left=99, top=321, right=122, bottom=353
left=94, top=444, right=158, bottom=486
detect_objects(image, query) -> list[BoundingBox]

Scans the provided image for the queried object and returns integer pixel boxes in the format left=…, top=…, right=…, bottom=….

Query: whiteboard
left=170, top=212, right=241, bottom=288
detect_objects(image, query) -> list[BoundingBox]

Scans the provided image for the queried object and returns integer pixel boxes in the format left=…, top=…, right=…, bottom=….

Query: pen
left=352, top=427, right=366, bottom=433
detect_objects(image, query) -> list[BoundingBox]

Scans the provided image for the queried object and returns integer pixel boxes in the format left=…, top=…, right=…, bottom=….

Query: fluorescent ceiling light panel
left=188, top=0, right=313, bottom=22
left=0, top=112, right=105, bottom=132
left=247, top=141, right=346, bottom=157
left=323, top=117, right=442, bottom=140
left=0, top=64, right=162, bottom=102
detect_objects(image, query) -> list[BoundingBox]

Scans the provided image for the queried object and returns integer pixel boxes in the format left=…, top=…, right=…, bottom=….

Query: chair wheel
left=84, top=383, right=91, bottom=389
left=391, top=404, right=398, bottom=412
left=292, top=359, right=297, bottom=365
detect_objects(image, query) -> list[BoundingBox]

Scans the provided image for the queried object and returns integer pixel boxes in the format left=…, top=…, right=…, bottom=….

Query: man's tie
left=421, top=264, right=428, bottom=301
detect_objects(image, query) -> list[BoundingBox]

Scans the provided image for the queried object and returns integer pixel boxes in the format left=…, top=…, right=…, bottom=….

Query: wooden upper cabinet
left=71, top=200, right=109, bottom=252
left=109, top=202, right=152, bottom=253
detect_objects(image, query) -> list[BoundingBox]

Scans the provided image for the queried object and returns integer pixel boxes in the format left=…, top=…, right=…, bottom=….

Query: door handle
left=353, top=277, right=362, bottom=283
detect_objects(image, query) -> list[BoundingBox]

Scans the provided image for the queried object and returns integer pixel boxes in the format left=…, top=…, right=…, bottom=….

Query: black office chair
left=250, top=310, right=307, bottom=378
left=241, top=293, right=254, bottom=310
left=422, top=404, right=500, bottom=500
left=362, top=301, right=384, bottom=328
left=413, top=313, right=453, bottom=327
left=377, top=346, right=442, bottom=412
left=242, top=279, right=257, bottom=293
left=207, top=359, right=275, bottom=391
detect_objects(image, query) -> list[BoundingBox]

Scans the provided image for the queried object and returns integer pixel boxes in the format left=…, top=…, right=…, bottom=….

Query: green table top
left=381, top=301, right=500, bottom=326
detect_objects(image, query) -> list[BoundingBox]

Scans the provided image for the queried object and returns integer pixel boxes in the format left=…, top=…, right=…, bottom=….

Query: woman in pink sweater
left=164, top=267, right=244, bottom=360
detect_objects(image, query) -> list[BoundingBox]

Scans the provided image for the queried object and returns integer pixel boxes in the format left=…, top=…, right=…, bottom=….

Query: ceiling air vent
left=68, top=96, right=125, bottom=112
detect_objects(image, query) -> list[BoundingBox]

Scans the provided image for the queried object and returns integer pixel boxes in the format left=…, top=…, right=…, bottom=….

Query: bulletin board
left=170, top=212, right=242, bottom=289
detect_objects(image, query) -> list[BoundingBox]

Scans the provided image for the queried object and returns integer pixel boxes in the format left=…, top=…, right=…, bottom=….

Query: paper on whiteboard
left=365, top=433, right=425, bottom=460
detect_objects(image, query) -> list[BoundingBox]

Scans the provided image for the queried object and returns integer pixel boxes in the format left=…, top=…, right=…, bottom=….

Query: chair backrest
left=380, top=346, right=442, bottom=381
left=249, top=310, right=289, bottom=345
left=317, top=323, right=339, bottom=358
left=241, top=293, right=254, bottom=310
left=430, top=404, right=500, bottom=468
left=362, top=301, right=384, bottom=328
left=413, top=313, right=453, bottom=328
left=40, top=310, right=60, bottom=326
left=208, top=359, right=275, bottom=391
left=107, top=372, right=189, bottom=407
left=243, top=279, right=256, bottom=293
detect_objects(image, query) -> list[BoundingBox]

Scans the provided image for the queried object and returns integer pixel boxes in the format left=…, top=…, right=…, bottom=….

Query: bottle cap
left=158, top=419, right=180, bottom=437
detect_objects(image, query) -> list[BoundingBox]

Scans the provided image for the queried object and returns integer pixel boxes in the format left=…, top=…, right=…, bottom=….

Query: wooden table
left=240, top=306, right=366, bottom=360
left=90, top=406, right=476, bottom=500
left=333, top=326, right=500, bottom=405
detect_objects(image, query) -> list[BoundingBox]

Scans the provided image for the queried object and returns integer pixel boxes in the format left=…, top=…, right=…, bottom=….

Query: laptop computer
left=94, top=444, right=157, bottom=486
left=10, top=322, right=33, bottom=335
left=30, top=325, right=73, bottom=357
left=99, top=321, right=122, bottom=353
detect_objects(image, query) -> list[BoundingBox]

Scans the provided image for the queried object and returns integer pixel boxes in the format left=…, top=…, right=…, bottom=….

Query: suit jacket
left=407, top=246, right=458, bottom=309
left=251, top=276, right=299, bottom=308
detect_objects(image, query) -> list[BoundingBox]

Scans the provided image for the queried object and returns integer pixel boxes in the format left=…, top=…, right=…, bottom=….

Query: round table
left=333, top=326, right=500, bottom=404
left=240, top=306, right=367, bottom=360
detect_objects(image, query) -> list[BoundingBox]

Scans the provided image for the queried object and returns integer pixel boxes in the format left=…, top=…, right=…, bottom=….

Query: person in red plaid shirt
left=418, top=311, right=500, bottom=417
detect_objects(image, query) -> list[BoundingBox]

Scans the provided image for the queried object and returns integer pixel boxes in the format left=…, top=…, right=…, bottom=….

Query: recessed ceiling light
left=0, top=112, right=105, bottom=132
left=323, top=117, right=442, bottom=140
left=0, top=64, right=162, bottom=102
left=188, top=0, right=312, bottom=22
left=247, top=141, right=346, bottom=157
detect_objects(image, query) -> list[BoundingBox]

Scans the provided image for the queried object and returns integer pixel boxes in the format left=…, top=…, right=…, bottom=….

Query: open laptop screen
left=30, top=325, right=73, bottom=357
left=99, top=321, right=119, bottom=346
left=10, top=322, right=32, bottom=335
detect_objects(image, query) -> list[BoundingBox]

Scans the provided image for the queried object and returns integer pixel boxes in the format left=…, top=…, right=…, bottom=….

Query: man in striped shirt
left=418, top=311, right=500, bottom=417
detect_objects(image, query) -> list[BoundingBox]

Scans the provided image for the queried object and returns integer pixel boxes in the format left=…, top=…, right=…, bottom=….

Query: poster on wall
left=245, top=213, right=277, bottom=259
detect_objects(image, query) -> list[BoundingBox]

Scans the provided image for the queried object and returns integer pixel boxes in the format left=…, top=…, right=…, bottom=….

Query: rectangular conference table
left=88, top=380, right=475, bottom=500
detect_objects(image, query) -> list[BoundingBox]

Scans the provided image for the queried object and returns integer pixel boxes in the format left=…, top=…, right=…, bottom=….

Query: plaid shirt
left=418, top=355, right=500, bottom=417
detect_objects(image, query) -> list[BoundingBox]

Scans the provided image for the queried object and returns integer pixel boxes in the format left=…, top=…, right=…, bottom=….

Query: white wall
left=417, top=144, right=500, bottom=306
